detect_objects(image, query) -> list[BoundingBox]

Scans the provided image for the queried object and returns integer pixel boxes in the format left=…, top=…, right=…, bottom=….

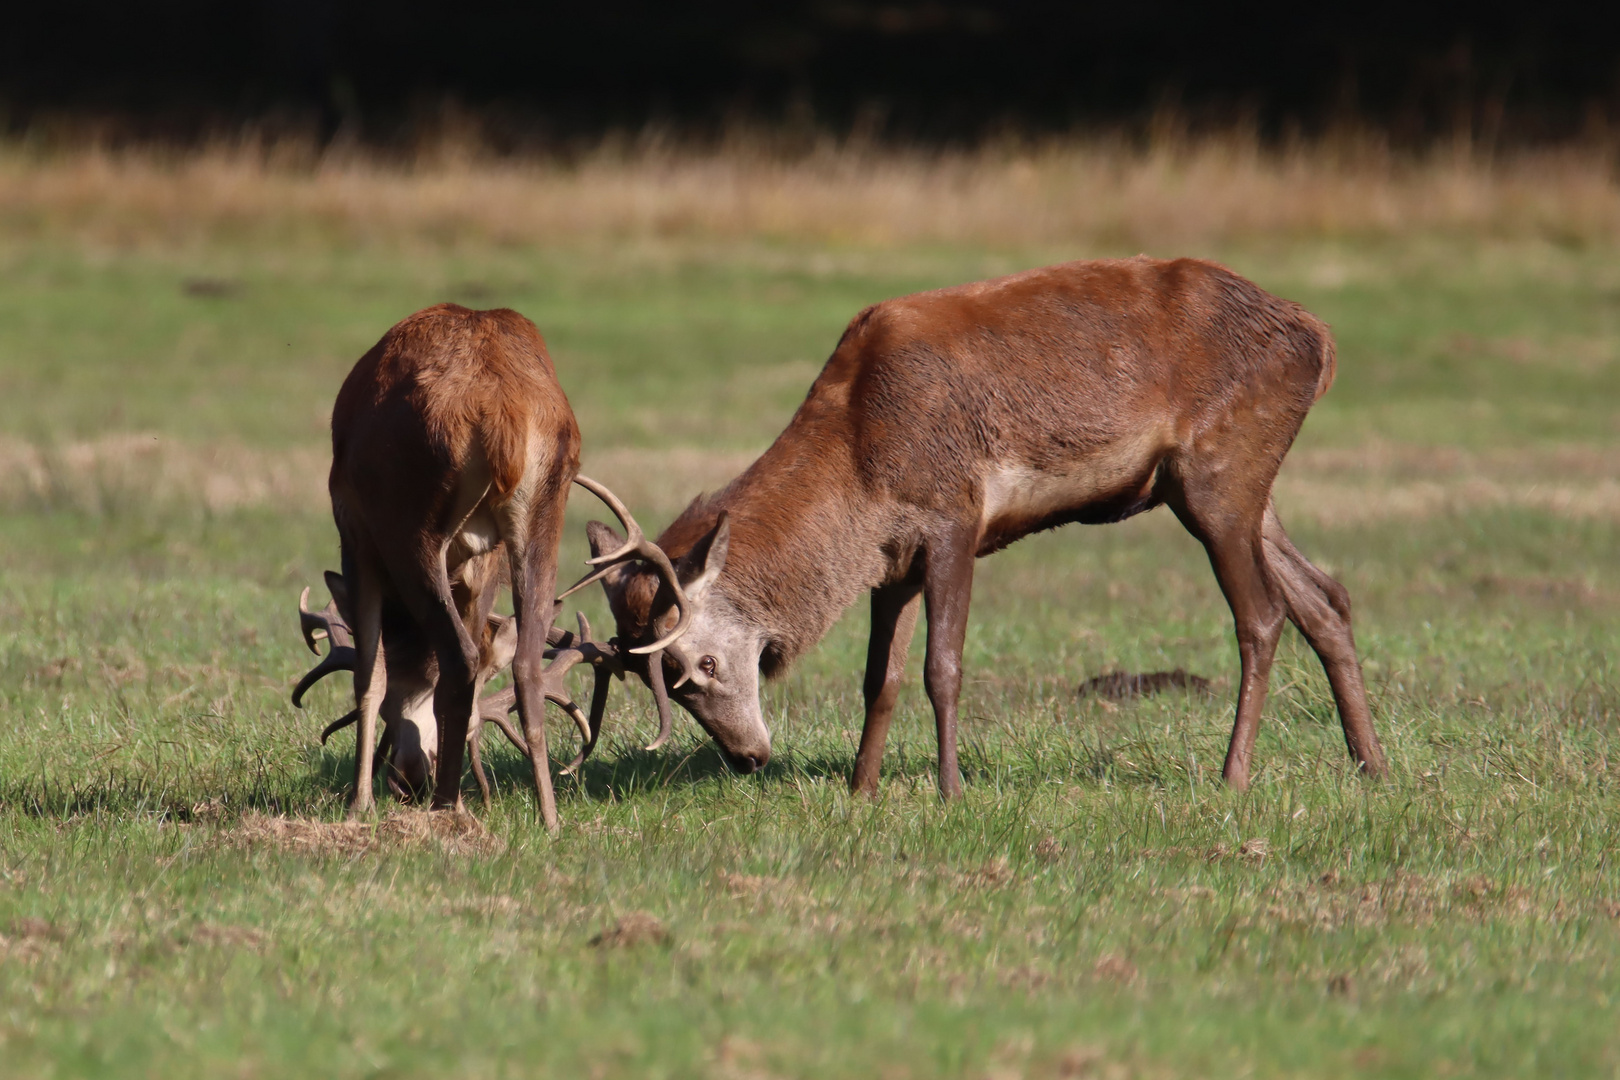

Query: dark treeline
left=5, top=1, right=1619, bottom=148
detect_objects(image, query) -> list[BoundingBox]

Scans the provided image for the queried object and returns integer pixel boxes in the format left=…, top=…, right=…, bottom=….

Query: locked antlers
left=560, top=476, right=693, bottom=654
left=560, top=475, right=696, bottom=732
left=291, top=475, right=697, bottom=799
left=290, top=586, right=623, bottom=786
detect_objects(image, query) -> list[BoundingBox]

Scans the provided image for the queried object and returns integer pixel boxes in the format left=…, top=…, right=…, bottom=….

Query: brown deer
left=587, top=257, right=1389, bottom=795
left=327, top=303, right=684, bottom=828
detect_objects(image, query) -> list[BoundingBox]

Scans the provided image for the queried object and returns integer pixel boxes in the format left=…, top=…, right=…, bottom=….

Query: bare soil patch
left=1078, top=669, right=1213, bottom=700
left=589, top=911, right=671, bottom=948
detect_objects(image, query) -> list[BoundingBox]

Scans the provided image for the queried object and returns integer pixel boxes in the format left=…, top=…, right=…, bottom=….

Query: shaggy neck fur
left=656, top=382, right=903, bottom=677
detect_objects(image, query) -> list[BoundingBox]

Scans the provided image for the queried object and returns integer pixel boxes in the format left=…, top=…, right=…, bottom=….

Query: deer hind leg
left=1261, top=502, right=1387, bottom=778
left=851, top=580, right=923, bottom=798
left=505, top=488, right=570, bottom=835
left=921, top=523, right=978, bottom=801
left=345, top=560, right=387, bottom=816
left=1165, top=478, right=1287, bottom=792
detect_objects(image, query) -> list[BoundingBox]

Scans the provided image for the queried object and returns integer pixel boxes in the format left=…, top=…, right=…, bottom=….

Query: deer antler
left=558, top=475, right=693, bottom=655
left=543, top=611, right=625, bottom=775
left=465, top=610, right=628, bottom=793
left=293, top=587, right=358, bottom=708
left=642, top=647, right=676, bottom=751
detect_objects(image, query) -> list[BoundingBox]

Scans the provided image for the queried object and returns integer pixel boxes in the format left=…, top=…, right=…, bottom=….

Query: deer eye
left=699, top=655, right=718, bottom=678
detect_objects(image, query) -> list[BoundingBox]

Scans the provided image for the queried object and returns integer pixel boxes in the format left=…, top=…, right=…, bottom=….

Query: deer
left=584, top=256, right=1389, bottom=797
left=326, top=302, right=686, bottom=829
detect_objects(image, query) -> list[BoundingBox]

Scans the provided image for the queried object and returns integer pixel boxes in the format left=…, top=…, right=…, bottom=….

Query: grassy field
left=0, top=151, right=1617, bottom=1077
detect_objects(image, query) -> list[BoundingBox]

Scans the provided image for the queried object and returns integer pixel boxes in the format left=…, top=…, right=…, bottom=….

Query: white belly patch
left=977, top=448, right=1158, bottom=533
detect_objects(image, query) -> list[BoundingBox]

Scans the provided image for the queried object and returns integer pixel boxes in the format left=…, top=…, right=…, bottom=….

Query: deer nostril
left=732, top=752, right=767, bottom=774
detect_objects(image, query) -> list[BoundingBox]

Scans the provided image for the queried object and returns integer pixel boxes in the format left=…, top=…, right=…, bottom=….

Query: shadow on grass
left=3, top=766, right=346, bottom=822
left=4, top=715, right=1163, bottom=821
left=470, top=738, right=865, bottom=805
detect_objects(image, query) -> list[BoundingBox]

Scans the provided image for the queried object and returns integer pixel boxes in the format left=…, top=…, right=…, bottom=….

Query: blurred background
left=2, top=7, right=1619, bottom=1075
left=6, top=1, right=1620, bottom=148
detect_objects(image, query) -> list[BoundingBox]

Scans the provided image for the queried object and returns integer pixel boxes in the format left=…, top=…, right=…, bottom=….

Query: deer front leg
left=428, top=651, right=478, bottom=812
left=1203, top=533, right=1287, bottom=791
left=851, top=581, right=922, bottom=797
left=922, top=526, right=976, bottom=801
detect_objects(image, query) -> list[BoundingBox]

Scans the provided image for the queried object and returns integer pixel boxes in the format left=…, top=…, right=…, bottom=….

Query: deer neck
left=665, top=434, right=895, bottom=676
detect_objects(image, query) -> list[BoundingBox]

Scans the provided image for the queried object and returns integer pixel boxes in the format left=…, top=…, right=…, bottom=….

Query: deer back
left=609, top=256, right=1335, bottom=671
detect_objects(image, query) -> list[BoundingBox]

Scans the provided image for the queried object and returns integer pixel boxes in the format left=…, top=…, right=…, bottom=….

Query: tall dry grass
left=6, top=433, right=1618, bottom=526
left=2, top=128, right=1618, bottom=248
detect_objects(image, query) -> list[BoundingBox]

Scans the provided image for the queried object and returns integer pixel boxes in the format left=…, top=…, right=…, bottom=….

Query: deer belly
left=977, top=457, right=1160, bottom=551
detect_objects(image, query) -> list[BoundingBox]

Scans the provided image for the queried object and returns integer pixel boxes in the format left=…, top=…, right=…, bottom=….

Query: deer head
left=567, top=480, right=771, bottom=774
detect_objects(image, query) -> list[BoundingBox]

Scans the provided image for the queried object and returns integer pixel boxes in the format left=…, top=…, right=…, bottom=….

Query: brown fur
left=328, top=304, right=581, bottom=825
left=603, top=257, right=1387, bottom=794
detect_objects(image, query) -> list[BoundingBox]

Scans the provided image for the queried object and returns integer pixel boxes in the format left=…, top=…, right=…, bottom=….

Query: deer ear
left=586, top=520, right=623, bottom=559
left=323, top=570, right=351, bottom=617
left=485, top=614, right=519, bottom=672
left=677, top=512, right=729, bottom=600
left=585, top=520, right=637, bottom=594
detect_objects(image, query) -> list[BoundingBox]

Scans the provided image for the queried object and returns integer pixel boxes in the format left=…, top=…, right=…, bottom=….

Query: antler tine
left=299, top=587, right=329, bottom=655
left=319, top=708, right=360, bottom=744
left=541, top=611, right=606, bottom=745
left=476, top=686, right=525, bottom=750
left=561, top=646, right=615, bottom=775
left=575, top=475, right=648, bottom=564
left=559, top=475, right=695, bottom=656
left=643, top=649, right=675, bottom=751
left=291, top=644, right=357, bottom=708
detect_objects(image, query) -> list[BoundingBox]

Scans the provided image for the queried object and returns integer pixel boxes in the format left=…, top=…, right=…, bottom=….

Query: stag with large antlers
left=586, top=257, right=1388, bottom=795
left=324, top=303, right=682, bottom=829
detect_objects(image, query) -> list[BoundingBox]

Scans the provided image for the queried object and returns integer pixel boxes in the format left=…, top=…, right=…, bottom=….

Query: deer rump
left=592, top=256, right=1387, bottom=796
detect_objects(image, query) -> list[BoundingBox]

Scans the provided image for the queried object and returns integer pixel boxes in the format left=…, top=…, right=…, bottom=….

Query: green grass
left=0, top=225, right=1616, bottom=1078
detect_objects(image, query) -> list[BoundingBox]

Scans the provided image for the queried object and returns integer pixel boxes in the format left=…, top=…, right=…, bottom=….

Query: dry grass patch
left=1254, top=871, right=1551, bottom=933
left=6, top=436, right=1616, bottom=526
left=0, top=917, right=65, bottom=963
left=221, top=810, right=505, bottom=857
left=0, top=434, right=327, bottom=514
left=182, top=922, right=266, bottom=950
left=589, top=911, right=670, bottom=948
left=8, top=137, right=1620, bottom=248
